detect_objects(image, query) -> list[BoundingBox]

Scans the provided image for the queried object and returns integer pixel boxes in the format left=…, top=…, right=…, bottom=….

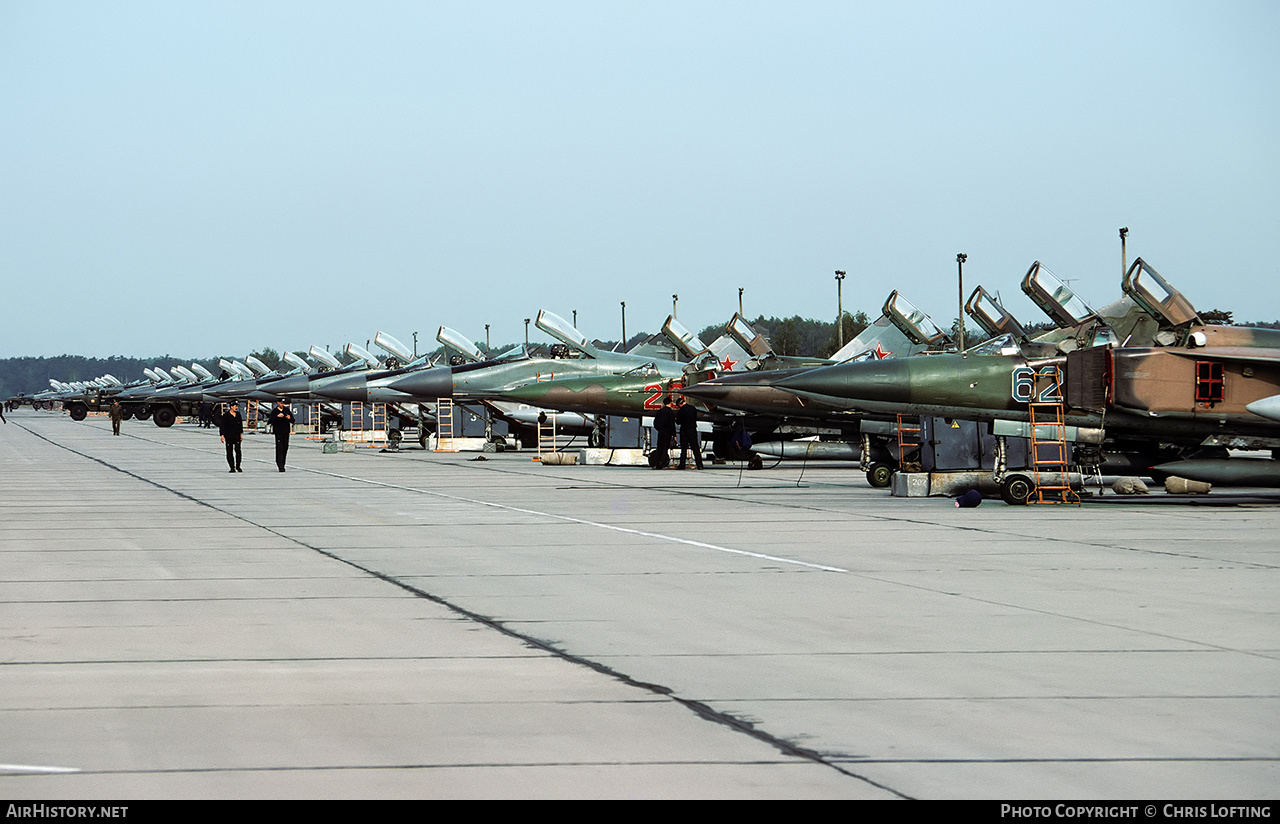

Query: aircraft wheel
left=1000, top=474, right=1034, bottom=506
left=865, top=462, right=894, bottom=488
left=67, top=402, right=88, bottom=421
left=388, top=429, right=402, bottom=445
left=153, top=406, right=177, bottom=428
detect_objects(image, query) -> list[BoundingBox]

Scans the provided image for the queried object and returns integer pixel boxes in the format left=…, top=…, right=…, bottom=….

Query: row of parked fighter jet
left=28, top=257, right=1280, bottom=492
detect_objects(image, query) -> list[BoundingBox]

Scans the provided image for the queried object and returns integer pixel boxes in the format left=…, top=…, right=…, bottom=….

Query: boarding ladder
left=434, top=398, right=458, bottom=452
left=367, top=403, right=388, bottom=448
left=304, top=403, right=324, bottom=440
left=535, top=412, right=558, bottom=462
left=1028, top=365, right=1079, bottom=505
left=895, top=414, right=923, bottom=472
left=245, top=400, right=260, bottom=431
left=348, top=401, right=364, bottom=438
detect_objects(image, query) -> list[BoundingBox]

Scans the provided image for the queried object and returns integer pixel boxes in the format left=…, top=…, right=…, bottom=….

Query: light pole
left=834, top=270, right=846, bottom=349
left=738, top=287, right=744, bottom=317
left=956, top=253, right=968, bottom=354
left=412, top=331, right=418, bottom=358
left=572, top=309, right=577, bottom=328
left=620, top=301, right=626, bottom=346
left=484, top=324, right=490, bottom=352
left=672, top=294, right=678, bottom=319
left=524, top=318, right=530, bottom=345
left=1119, top=227, right=1129, bottom=279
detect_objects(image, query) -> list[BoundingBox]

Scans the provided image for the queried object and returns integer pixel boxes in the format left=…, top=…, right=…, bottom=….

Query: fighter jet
left=682, top=293, right=935, bottom=418
left=385, top=310, right=688, bottom=403
left=483, top=357, right=713, bottom=421
left=295, top=335, right=437, bottom=407
left=675, top=292, right=939, bottom=462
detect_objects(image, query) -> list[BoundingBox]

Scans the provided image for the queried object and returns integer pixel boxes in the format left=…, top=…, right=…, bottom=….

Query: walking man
left=109, top=400, right=123, bottom=435
left=219, top=402, right=244, bottom=472
left=675, top=395, right=704, bottom=470
left=266, top=398, right=296, bottom=472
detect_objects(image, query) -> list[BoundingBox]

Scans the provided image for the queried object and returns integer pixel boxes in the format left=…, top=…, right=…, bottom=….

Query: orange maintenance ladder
left=1028, top=365, right=1080, bottom=505
left=434, top=398, right=458, bottom=452
left=895, top=413, right=923, bottom=472
left=535, top=412, right=557, bottom=462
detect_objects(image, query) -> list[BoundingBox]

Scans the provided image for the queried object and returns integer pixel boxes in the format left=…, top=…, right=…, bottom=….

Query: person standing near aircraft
left=219, top=402, right=244, bottom=472
left=675, top=396, right=704, bottom=470
left=109, top=400, right=123, bottom=435
left=266, top=398, right=296, bottom=472
left=651, top=395, right=677, bottom=469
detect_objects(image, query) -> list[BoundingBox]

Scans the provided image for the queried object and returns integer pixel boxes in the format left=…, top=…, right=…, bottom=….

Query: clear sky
left=3, top=1, right=1277, bottom=360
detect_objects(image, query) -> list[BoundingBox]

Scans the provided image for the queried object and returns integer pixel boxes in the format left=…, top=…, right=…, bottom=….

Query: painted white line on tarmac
left=314, top=468, right=850, bottom=573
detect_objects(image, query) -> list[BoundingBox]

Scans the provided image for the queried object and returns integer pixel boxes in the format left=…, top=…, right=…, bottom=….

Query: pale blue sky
left=3, top=1, right=1277, bottom=358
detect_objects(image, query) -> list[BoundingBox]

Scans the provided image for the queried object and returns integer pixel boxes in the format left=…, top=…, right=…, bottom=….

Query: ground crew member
left=219, top=402, right=244, bottom=472
left=675, top=396, right=704, bottom=470
left=266, top=398, right=296, bottom=472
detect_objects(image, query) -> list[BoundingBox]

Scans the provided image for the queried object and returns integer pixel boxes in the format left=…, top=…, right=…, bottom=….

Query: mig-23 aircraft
left=677, top=293, right=938, bottom=462
left=773, top=258, right=1280, bottom=493
left=481, top=311, right=763, bottom=422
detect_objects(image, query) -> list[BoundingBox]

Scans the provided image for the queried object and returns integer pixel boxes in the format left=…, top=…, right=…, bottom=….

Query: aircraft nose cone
left=313, top=373, right=368, bottom=402
left=387, top=367, right=453, bottom=400
left=259, top=374, right=310, bottom=398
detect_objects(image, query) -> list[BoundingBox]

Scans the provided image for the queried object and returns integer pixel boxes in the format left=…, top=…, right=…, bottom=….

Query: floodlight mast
left=835, top=270, right=846, bottom=349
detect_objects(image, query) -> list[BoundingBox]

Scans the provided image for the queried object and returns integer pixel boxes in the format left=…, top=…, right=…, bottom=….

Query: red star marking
left=719, top=356, right=739, bottom=371
left=872, top=342, right=891, bottom=360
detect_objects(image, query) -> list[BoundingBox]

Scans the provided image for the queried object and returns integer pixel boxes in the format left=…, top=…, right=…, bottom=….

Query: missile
left=1153, top=458, right=1280, bottom=487
left=751, top=440, right=862, bottom=460
left=1246, top=394, right=1280, bottom=422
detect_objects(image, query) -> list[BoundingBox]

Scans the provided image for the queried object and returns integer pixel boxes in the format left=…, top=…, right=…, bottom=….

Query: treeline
left=696, top=313, right=873, bottom=358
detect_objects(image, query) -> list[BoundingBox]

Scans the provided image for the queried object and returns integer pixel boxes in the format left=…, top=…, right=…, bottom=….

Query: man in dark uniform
left=219, top=402, right=244, bottom=472
left=108, top=400, right=123, bottom=435
left=651, top=395, right=677, bottom=470
left=675, top=395, right=704, bottom=470
left=266, top=398, right=296, bottom=472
